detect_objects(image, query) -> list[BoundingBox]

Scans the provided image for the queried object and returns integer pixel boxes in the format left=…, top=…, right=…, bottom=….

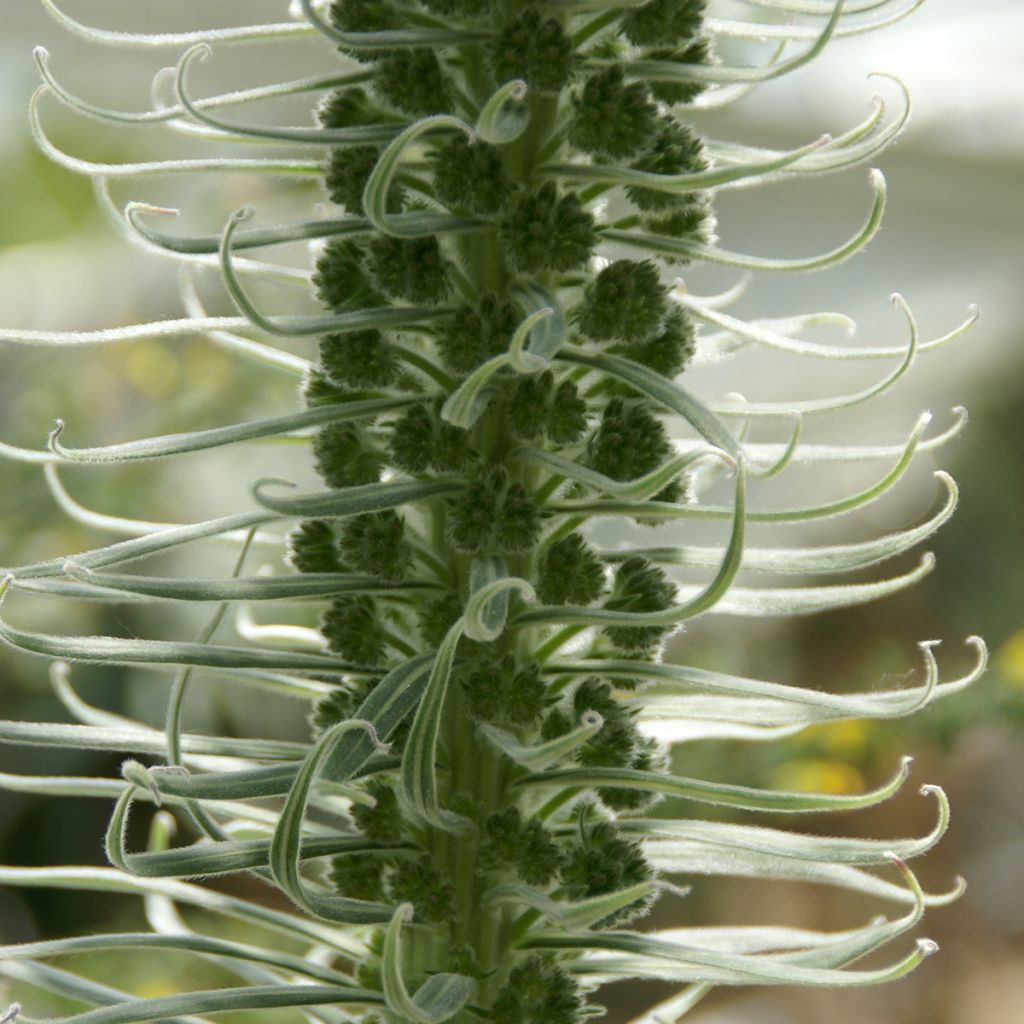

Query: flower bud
left=576, top=260, right=667, bottom=343
left=313, top=239, right=381, bottom=312
left=489, top=9, right=574, bottom=93
left=432, top=136, right=510, bottom=215
left=320, top=595, right=390, bottom=664
left=568, top=67, right=658, bottom=160
left=602, top=556, right=677, bottom=654
left=374, top=50, right=454, bottom=116
left=622, top=0, right=706, bottom=48
left=439, top=294, right=518, bottom=374
left=339, top=510, right=412, bottom=580
left=313, top=422, right=385, bottom=488
left=368, top=235, right=451, bottom=304
left=287, top=519, right=344, bottom=575
left=537, top=534, right=605, bottom=606
left=500, top=183, right=598, bottom=274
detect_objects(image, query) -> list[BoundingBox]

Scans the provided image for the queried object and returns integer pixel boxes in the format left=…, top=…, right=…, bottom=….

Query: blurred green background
left=0, top=2, right=1022, bottom=1023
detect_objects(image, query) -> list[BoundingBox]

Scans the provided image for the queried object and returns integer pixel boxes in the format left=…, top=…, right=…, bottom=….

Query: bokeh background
left=0, top=2, right=1021, bottom=1023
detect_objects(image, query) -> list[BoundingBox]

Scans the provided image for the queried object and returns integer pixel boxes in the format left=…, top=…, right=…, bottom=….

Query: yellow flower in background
left=770, top=759, right=867, bottom=797
left=995, top=630, right=1024, bottom=687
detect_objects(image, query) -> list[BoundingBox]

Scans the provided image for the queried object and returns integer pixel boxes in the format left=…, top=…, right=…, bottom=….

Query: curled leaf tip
left=252, top=476, right=298, bottom=501
left=46, top=418, right=66, bottom=454
left=48, top=660, right=71, bottom=684
left=126, top=201, right=180, bottom=220
left=655, top=879, right=692, bottom=899
left=917, top=938, right=940, bottom=957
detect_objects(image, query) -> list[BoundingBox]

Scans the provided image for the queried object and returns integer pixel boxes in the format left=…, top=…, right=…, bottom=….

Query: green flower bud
left=418, top=591, right=463, bottom=647
left=482, top=808, right=563, bottom=885
left=318, top=87, right=385, bottom=129
left=339, top=510, right=412, bottom=581
left=313, top=422, right=385, bottom=488
left=489, top=9, right=574, bottom=93
left=389, top=403, right=434, bottom=473
left=368, top=235, right=450, bottom=304
left=568, top=67, right=659, bottom=160
left=626, top=119, right=708, bottom=213
left=329, top=0, right=399, bottom=61
left=374, top=51, right=454, bottom=116
left=537, top=534, right=605, bottom=606
left=644, top=192, right=715, bottom=254
left=325, top=146, right=402, bottom=215
left=549, top=382, right=588, bottom=447
left=448, top=475, right=501, bottom=554
left=504, top=660, right=547, bottom=723
left=495, top=481, right=542, bottom=554
left=309, top=685, right=359, bottom=737
left=492, top=956, right=582, bottom=1024
left=320, top=595, right=390, bottom=664
left=432, top=136, right=510, bottom=215
left=287, top=519, right=343, bottom=575
left=448, top=467, right=540, bottom=555
left=460, top=652, right=546, bottom=724
left=319, top=329, right=399, bottom=389
left=616, top=305, right=697, bottom=378
left=390, top=403, right=474, bottom=474
left=481, top=806, right=521, bottom=867
left=598, top=737, right=666, bottom=812
left=313, top=239, right=381, bottom=312
left=622, top=0, right=706, bottom=48
left=500, top=183, right=598, bottom=274
left=644, top=38, right=713, bottom=106
left=603, top=556, right=676, bottom=654
left=438, top=294, right=518, bottom=374
left=540, top=706, right=572, bottom=743
left=560, top=819, right=654, bottom=925
left=459, top=651, right=514, bottom=722
left=505, top=372, right=555, bottom=441
left=302, top=367, right=351, bottom=408
left=329, top=854, right=388, bottom=903
left=352, top=779, right=404, bottom=842
left=388, top=857, right=454, bottom=923
left=586, top=398, right=672, bottom=482
left=576, top=259, right=667, bottom=342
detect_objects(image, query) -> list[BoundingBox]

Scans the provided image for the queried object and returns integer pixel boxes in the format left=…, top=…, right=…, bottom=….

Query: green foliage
left=0, top=4, right=979, bottom=1024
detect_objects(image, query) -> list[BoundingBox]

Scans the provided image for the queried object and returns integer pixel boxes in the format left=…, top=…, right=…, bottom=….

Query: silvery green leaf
left=363, top=115, right=476, bottom=236
left=605, top=472, right=956, bottom=575
left=475, top=79, right=530, bottom=144
left=0, top=720, right=306, bottom=760
left=478, top=712, right=604, bottom=771
left=61, top=565, right=439, bottom=603
left=603, top=169, right=886, bottom=273
left=486, top=880, right=658, bottom=931
left=48, top=398, right=415, bottom=464
left=382, top=905, right=475, bottom=1023
left=615, top=0, right=843, bottom=86
left=557, top=347, right=738, bottom=455
left=0, top=866, right=366, bottom=954
left=252, top=478, right=460, bottom=518
left=0, top=933, right=355, bottom=987
left=518, top=756, right=912, bottom=814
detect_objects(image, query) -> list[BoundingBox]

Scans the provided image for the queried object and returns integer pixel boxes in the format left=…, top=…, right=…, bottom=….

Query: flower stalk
left=0, top=2, right=984, bottom=1023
